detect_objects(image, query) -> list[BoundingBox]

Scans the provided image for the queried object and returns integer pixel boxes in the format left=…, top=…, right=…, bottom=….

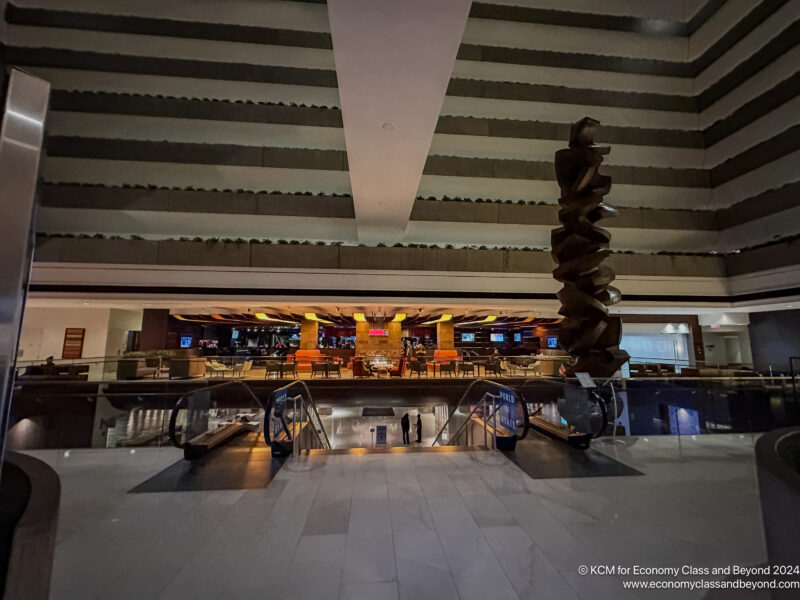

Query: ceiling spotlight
left=382, top=122, right=395, bottom=131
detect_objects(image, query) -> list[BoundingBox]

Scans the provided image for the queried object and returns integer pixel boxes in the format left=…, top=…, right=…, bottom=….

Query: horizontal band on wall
left=4, top=47, right=339, bottom=88
left=4, top=3, right=333, bottom=49
left=422, top=154, right=709, bottom=187
left=725, top=237, right=800, bottom=276
left=26, top=281, right=800, bottom=305
left=51, top=90, right=703, bottom=149
left=45, top=137, right=349, bottom=171
left=446, top=78, right=697, bottom=112
left=39, top=185, right=356, bottom=218
left=468, top=2, right=690, bottom=36
left=48, top=128, right=800, bottom=189
left=459, top=0, right=787, bottom=79
left=718, top=181, right=800, bottom=230
left=703, top=71, right=800, bottom=146
left=695, top=19, right=800, bottom=111
left=32, top=237, right=726, bottom=277
left=409, top=199, right=718, bottom=231
left=710, top=124, right=800, bottom=186
left=36, top=183, right=719, bottom=231
left=49, top=91, right=343, bottom=126
left=45, top=136, right=712, bottom=187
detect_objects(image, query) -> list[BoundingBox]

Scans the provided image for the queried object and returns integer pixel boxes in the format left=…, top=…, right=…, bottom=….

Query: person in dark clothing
left=416, top=414, right=422, bottom=443
left=401, top=413, right=410, bottom=445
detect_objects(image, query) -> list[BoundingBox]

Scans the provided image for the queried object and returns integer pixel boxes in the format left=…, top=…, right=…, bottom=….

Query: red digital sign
left=369, top=329, right=388, bottom=336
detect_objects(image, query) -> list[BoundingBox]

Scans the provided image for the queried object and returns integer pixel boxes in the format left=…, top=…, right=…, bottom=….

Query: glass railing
left=15, top=351, right=791, bottom=383
left=168, top=380, right=268, bottom=458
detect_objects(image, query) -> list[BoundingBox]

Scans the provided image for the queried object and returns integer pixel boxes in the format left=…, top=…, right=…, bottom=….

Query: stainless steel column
left=0, top=69, right=51, bottom=469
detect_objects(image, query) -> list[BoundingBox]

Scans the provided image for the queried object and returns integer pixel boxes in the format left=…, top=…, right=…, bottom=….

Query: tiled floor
left=28, top=433, right=770, bottom=600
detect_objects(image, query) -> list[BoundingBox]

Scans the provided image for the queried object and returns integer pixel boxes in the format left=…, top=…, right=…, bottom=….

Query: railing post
left=492, top=395, right=497, bottom=451
left=483, top=395, right=488, bottom=449
left=292, top=395, right=298, bottom=457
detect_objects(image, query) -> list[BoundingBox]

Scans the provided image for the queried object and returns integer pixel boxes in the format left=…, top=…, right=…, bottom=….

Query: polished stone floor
left=28, top=433, right=770, bottom=600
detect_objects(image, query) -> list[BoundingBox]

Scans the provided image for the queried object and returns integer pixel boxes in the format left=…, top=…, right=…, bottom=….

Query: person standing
left=416, top=413, right=422, bottom=443
left=401, top=413, right=410, bottom=445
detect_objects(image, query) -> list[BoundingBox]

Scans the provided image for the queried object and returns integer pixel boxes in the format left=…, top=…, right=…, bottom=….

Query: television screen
left=547, top=336, right=558, bottom=349
left=513, top=332, right=522, bottom=342
left=180, top=336, right=192, bottom=348
left=231, top=329, right=239, bottom=340
left=490, top=333, right=504, bottom=342
left=461, top=333, right=475, bottom=342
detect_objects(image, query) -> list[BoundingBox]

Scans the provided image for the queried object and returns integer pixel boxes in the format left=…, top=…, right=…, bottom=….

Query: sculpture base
left=564, top=349, right=629, bottom=379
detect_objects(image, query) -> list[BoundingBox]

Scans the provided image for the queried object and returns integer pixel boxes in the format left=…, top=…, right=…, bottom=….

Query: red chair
left=389, top=357, right=407, bottom=377
left=352, top=356, right=370, bottom=378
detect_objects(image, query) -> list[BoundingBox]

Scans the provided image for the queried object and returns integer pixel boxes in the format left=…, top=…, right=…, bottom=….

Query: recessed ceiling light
left=381, top=122, right=395, bottom=131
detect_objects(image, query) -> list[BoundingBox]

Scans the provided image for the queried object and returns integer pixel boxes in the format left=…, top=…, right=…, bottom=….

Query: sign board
left=575, top=372, right=597, bottom=389
left=375, top=425, right=387, bottom=445
left=369, top=329, right=388, bottom=336
left=497, top=388, right=518, bottom=432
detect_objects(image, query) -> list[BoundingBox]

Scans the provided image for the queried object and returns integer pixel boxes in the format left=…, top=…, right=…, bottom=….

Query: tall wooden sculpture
left=552, top=117, right=629, bottom=377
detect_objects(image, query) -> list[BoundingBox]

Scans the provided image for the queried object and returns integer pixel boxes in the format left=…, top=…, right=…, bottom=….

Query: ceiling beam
left=327, top=0, right=472, bottom=244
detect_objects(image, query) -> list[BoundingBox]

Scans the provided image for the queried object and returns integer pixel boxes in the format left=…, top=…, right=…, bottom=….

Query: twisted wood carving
left=552, top=117, right=630, bottom=377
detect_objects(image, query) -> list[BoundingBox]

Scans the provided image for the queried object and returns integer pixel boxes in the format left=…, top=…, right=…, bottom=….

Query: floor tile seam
left=416, top=469, right=465, bottom=600
left=439, top=462, right=520, bottom=596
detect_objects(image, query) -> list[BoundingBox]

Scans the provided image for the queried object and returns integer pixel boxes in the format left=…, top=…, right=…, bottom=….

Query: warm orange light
left=456, top=315, right=497, bottom=326
left=392, top=313, right=406, bottom=322
left=421, top=314, right=452, bottom=325
left=353, top=313, right=367, bottom=322
left=256, top=313, right=298, bottom=324
left=304, top=312, right=333, bottom=324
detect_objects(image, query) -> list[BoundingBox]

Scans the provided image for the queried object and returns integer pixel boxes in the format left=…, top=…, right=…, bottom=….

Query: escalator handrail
left=167, top=380, right=268, bottom=449
left=268, top=380, right=331, bottom=449
left=432, top=379, right=528, bottom=446
left=516, top=377, right=610, bottom=439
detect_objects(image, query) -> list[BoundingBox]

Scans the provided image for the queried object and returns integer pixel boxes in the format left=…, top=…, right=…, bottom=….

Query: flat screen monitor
left=490, top=333, right=504, bottom=342
left=547, top=336, right=558, bottom=349
left=513, top=332, right=522, bottom=342
left=231, top=329, right=239, bottom=340
left=180, top=336, right=192, bottom=348
left=461, top=333, right=475, bottom=342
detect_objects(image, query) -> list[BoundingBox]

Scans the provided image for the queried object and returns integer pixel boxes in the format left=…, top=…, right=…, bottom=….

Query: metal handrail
left=167, top=380, right=267, bottom=448
left=432, top=378, right=526, bottom=447
left=267, top=380, right=331, bottom=451
left=445, top=392, right=500, bottom=449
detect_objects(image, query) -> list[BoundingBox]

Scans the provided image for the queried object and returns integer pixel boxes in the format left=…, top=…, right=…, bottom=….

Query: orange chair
left=389, top=357, right=407, bottom=377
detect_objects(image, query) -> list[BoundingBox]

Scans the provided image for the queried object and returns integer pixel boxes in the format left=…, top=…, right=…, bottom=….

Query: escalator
left=432, top=379, right=529, bottom=450
left=265, top=380, right=331, bottom=457
left=517, top=378, right=620, bottom=449
left=168, top=380, right=269, bottom=460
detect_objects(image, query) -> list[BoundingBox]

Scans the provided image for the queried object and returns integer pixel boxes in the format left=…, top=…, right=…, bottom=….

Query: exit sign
left=369, top=329, right=388, bottom=336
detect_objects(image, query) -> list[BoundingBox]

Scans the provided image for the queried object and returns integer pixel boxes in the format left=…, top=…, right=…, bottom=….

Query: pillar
left=437, top=321, right=454, bottom=350
left=139, top=309, right=170, bottom=350
left=299, top=318, right=319, bottom=350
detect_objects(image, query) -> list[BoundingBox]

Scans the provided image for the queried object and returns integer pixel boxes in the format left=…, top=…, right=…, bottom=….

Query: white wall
left=18, top=307, right=112, bottom=362
left=104, top=309, right=143, bottom=358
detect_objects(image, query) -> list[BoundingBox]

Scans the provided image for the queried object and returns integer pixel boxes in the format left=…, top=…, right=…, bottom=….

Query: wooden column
left=299, top=318, right=319, bottom=350
left=437, top=321, right=454, bottom=350
left=139, top=309, right=170, bottom=350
